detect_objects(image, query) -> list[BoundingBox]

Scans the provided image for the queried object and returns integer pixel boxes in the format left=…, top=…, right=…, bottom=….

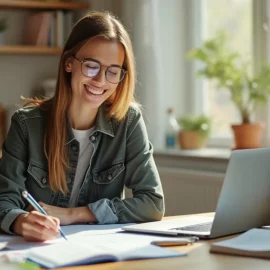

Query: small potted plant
left=187, top=31, right=270, bottom=149
left=178, top=114, right=211, bottom=149
left=0, top=17, right=7, bottom=45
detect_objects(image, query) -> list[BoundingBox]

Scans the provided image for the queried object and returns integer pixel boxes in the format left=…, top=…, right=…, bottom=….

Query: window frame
left=189, top=0, right=267, bottom=148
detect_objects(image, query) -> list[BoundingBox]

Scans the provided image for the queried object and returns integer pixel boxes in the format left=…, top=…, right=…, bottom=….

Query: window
left=200, top=0, right=253, bottom=145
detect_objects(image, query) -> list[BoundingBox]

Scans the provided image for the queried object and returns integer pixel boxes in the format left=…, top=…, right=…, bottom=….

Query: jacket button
left=71, top=144, right=78, bottom=151
left=90, top=135, right=96, bottom=141
left=42, top=177, right=47, bottom=184
left=107, top=174, right=112, bottom=181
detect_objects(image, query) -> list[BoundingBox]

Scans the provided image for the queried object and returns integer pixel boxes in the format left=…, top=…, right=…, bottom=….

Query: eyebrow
left=83, top=57, right=122, bottom=68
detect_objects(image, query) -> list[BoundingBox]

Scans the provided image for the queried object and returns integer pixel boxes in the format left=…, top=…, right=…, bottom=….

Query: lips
left=84, top=85, right=106, bottom=95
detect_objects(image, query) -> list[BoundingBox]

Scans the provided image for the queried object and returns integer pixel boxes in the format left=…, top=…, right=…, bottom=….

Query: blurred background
left=0, top=0, right=270, bottom=215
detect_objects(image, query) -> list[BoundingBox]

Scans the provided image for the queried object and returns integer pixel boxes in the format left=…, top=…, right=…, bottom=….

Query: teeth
left=85, top=85, right=104, bottom=95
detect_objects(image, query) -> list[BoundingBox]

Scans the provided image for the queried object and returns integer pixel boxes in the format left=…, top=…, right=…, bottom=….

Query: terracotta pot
left=178, top=130, right=207, bottom=150
left=231, top=123, right=264, bottom=149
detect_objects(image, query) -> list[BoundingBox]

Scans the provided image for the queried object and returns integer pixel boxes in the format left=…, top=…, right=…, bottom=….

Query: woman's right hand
left=12, top=211, right=60, bottom=242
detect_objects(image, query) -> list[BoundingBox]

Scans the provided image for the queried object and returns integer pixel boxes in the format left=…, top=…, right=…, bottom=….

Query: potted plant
left=187, top=31, right=270, bottom=149
left=178, top=114, right=211, bottom=149
left=0, top=17, right=7, bottom=45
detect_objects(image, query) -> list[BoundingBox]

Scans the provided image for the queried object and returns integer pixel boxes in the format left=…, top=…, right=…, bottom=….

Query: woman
left=0, top=11, right=164, bottom=242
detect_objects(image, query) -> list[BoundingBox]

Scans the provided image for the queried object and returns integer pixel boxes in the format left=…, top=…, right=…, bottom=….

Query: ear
left=65, top=58, right=73, bottom=72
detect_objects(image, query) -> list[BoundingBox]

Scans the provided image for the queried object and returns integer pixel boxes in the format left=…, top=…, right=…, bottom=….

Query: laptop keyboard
left=171, top=222, right=213, bottom=232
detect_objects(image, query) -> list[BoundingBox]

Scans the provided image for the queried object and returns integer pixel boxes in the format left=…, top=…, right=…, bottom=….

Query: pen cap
left=22, top=191, right=29, bottom=199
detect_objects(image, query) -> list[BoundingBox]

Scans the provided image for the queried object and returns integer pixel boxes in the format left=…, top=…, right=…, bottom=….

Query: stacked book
left=210, top=228, right=270, bottom=259
left=23, top=10, right=73, bottom=47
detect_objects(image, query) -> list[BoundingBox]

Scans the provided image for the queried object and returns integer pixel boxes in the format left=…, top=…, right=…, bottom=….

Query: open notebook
left=26, top=241, right=184, bottom=268
left=210, top=228, right=270, bottom=259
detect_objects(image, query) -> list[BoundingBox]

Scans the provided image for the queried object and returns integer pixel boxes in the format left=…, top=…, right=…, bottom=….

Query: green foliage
left=0, top=17, right=7, bottom=32
left=187, top=30, right=270, bottom=124
left=178, top=115, right=211, bottom=138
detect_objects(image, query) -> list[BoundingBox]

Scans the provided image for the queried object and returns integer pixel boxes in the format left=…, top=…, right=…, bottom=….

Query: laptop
left=122, top=148, right=270, bottom=239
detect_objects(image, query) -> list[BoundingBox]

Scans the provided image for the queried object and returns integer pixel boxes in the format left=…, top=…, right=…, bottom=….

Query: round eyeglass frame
left=72, top=54, right=127, bottom=84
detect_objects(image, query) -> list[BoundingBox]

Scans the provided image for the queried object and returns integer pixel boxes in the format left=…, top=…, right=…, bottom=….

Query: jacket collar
left=66, top=105, right=114, bottom=145
left=94, top=105, right=115, bottom=137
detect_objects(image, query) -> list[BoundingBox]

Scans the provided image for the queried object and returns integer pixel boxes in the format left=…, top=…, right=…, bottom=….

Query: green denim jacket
left=0, top=104, right=164, bottom=234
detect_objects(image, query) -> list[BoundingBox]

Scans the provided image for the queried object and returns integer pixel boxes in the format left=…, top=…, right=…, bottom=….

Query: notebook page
left=0, top=235, right=12, bottom=250
left=61, top=223, right=134, bottom=236
left=6, top=236, right=62, bottom=251
left=68, top=232, right=186, bottom=260
left=26, top=232, right=186, bottom=268
left=27, top=242, right=117, bottom=269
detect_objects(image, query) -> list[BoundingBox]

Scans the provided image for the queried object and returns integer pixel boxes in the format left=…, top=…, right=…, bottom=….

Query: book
left=23, top=12, right=51, bottom=46
left=210, top=228, right=270, bottom=259
left=55, top=10, right=64, bottom=47
left=26, top=241, right=184, bottom=269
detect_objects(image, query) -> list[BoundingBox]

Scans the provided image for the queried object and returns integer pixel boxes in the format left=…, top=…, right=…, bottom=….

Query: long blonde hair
left=27, top=11, right=137, bottom=194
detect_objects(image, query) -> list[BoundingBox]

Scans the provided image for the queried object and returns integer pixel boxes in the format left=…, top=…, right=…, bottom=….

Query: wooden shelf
left=0, top=0, right=89, bottom=10
left=0, top=45, right=63, bottom=55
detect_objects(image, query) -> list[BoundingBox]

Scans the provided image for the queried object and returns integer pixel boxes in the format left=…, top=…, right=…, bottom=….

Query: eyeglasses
left=73, top=55, right=127, bottom=84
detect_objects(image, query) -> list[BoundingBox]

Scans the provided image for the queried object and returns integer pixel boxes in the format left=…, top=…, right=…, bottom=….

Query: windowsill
left=153, top=147, right=231, bottom=173
left=154, top=147, right=231, bottom=161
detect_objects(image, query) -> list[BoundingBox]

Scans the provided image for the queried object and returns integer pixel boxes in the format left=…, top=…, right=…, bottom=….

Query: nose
left=92, top=67, right=106, bottom=85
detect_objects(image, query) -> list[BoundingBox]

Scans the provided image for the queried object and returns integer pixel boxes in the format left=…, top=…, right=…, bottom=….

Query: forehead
left=77, top=36, right=125, bottom=66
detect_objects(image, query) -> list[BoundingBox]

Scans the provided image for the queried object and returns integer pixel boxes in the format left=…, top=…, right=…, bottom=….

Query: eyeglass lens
left=82, top=60, right=125, bottom=83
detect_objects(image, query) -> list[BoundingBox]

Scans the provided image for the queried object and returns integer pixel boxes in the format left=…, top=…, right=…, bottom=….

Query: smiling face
left=66, top=36, right=125, bottom=112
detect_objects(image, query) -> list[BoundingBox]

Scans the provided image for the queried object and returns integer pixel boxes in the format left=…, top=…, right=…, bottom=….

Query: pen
left=151, top=237, right=199, bottom=247
left=22, top=190, right=68, bottom=241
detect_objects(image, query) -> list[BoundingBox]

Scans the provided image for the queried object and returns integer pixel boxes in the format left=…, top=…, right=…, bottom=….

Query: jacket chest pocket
left=27, top=163, right=49, bottom=188
left=93, top=163, right=125, bottom=184
left=26, top=162, right=52, bottom=204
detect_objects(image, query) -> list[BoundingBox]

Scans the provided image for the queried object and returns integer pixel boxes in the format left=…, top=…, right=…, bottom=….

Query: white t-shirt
left=68, top=126, right=95, bottom=207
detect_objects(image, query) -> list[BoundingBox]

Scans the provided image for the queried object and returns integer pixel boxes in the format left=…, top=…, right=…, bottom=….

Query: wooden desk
left=57, top=213, right=270, bottom=270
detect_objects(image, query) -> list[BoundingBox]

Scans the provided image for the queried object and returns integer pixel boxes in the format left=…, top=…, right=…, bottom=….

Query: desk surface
left=57, top=213, right=270, bottom=270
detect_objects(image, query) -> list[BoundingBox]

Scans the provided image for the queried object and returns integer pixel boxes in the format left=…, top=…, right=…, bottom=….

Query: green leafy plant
left=178, top=114, right=211, bottom=138
left=187, top=31, right=270, bottom=124
left=0, top=18, right=7, bottom=32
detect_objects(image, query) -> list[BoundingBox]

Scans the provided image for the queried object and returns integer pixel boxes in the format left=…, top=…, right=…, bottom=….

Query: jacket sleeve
left=0, top=112, right=28, bottom=234
left=88, top=107, right=165, bottom=223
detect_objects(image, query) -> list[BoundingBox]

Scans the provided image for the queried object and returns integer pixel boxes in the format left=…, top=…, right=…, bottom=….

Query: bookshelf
left=0, top=45, right=62, bottom=55
left=0, top=1, right=89, bottom=11
left=0, top=1, right=90, bottom=55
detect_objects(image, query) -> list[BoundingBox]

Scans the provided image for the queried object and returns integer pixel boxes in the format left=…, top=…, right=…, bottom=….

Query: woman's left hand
left=38, top=202, right=73, bottom=225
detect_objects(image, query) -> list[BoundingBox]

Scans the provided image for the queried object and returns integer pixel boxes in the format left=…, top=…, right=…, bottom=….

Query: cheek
left=70, top=71, right=84, bottom=88
left=108, top=84, right=118, bottom=93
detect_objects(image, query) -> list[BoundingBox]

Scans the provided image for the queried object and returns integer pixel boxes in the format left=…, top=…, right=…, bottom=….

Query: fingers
left=22, top=221, right=59, bottom=242
left=52, top=216, right=60, bottom=228
left=28, top=211, right=59, bottom=231
left=20, top=211, right=60, bottom=242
